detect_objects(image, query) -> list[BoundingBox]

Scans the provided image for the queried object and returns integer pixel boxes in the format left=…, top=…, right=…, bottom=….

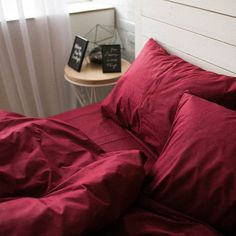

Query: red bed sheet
left=0, top=109, right=223, bottom=235
left=52, top=103, right=157, bottom=172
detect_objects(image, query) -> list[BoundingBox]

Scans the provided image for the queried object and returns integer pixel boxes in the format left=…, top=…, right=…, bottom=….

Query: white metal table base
left=71, top=85, right=112, bottom=107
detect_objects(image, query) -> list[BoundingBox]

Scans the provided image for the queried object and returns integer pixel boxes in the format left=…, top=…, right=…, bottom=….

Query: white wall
left=136, top=0, right=236, bottom=76
left=93, top=0, right=135, bottom=61
left=69, top=9, right=115, bottom=42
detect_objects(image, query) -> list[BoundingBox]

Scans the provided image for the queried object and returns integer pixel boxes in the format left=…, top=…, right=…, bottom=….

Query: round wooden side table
left=64, top=58, right=130, bottom=106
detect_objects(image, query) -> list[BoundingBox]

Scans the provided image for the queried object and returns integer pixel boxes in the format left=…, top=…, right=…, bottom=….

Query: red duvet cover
left=0, top=110, right=221, bottom=235
left=0, top=111, right=145, bottom=235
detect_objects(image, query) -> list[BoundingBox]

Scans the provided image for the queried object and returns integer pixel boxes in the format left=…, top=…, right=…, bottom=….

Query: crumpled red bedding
left=99, top=196, right=222, bottom=236
left=0, top=110, right=222, bottom=236
left=0, top=111, right=145, bottom=235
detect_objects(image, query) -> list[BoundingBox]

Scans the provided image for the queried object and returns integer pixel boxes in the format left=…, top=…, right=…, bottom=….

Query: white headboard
left=135, top=0, right=236, bottom=76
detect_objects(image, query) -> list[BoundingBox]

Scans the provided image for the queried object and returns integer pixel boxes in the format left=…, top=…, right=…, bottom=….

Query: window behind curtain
left=67, top=0, right=91, bottom=3
left=1, top=0, right=35, bottom=20
left=1, top=0, right=91, bottom=21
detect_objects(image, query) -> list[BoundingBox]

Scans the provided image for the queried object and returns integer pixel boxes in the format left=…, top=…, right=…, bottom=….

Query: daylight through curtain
left=0, top=0, right=75, bottom=116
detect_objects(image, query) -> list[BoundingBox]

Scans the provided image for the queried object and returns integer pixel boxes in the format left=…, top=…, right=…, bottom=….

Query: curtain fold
left=0, top=0, right=75, bottom=117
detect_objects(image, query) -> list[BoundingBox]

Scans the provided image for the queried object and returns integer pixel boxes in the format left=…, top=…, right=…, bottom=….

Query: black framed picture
left=102, top=44, right=121, bottom=73
left=68, top=35, right=89, bottom=72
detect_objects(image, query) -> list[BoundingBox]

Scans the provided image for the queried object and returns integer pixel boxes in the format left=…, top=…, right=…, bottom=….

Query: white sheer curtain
left=0, top=0, right=75, bottom=117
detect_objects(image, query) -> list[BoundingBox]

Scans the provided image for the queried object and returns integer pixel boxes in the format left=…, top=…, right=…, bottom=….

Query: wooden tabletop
left=64, top=58, right=130, bottom=87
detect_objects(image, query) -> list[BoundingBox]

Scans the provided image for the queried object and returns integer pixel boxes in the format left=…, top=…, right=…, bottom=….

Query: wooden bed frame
left=135, top=0, right=236, bottom=76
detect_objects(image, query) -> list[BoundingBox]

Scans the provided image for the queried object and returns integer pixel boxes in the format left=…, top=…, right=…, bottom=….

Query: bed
left=1, top=1, right=236, bottom=235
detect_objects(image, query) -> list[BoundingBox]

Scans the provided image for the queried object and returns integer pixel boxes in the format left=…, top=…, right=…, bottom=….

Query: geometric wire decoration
left=84, top=24, right=125, bottom=56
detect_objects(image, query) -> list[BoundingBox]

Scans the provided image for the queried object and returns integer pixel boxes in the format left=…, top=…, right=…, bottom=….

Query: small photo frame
left=68, top=35, right=89, bottom=72
left=102, top=44, right=121, bottom=73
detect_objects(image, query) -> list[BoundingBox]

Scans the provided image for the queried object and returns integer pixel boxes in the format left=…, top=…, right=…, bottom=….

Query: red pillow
left=0, top=150, right=145, bottom=235
left=101, top=38, right=236, bottom=153
left=148, top=93, right=236, bottom=235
